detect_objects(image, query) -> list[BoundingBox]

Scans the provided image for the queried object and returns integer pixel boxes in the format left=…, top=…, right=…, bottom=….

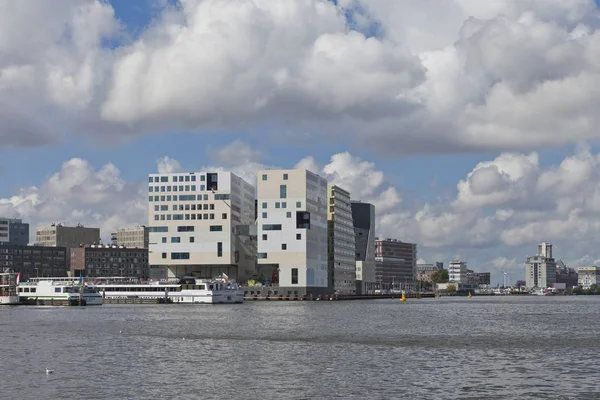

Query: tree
left=446, top=284, right=457, bottom=293
left=431, top=269, right=449, bottom=284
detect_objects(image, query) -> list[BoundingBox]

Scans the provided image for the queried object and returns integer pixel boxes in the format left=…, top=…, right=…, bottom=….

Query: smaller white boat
left=0, top=269, right=20, bottom=305
left=18, top=280, right=103, bottom=306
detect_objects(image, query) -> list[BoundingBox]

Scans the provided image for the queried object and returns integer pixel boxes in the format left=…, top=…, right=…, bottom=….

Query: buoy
left=46, top=368, right=54, bottom=374
left=400, top=293, right=406, bottom=302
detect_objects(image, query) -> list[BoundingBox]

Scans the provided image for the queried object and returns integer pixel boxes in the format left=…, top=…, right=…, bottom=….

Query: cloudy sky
left=2, top=0, right=600, bottom=285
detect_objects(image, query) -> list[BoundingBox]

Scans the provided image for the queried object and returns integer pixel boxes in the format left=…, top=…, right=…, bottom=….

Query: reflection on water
left=1, top=296, right=599, bottom=400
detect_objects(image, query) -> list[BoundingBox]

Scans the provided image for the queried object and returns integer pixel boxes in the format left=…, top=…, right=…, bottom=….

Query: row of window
left=154, top=214, right=226, bottom=221
left=262, top=233, right=302, bottom=241
left=261, top=173, right=289, bottom=181
left=150, top=175, right=205, bottom=183
left=261, top=211, right=293, bottom=219
left=149, top=194, right=211, bottom=202
left=161, top=242, right=223, bottom=259
left=149, top=185, right=206, bottom=193
left=154, top=204, right=219, bottom=212
left=262, top=201, right=302, bottom=209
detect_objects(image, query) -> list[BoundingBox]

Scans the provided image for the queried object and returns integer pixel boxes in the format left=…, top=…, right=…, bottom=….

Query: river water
left=1, top=296, right=599, bottom=400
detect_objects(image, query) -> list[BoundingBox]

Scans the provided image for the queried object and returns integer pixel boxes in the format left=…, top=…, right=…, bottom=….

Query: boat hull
left=0, top=295, right=20, bottom=305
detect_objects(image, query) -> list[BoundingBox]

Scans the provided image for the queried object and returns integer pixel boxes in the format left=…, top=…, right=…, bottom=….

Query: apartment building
left=327, top=185, right=356, bottom=294
left=256, top=169, right=328, bottom=293
left=525, top=242, right=557, bottom=288
left=36, top=224, right=100, bottom=248
left=0, top=218, right=29, bottom=246
left=351, top=201, right=376, bottom=294
left=375, top=238, right=417, bottom=289
left=448, top=260, right=468, bottom=283
left=147, top=171, right=256, bottom=282
left=578, top=266, right=599, bottom=290
left=416, top=262, right=443, bottom=282
left=0, top=244, right=67, bottom=280
left=70, top=245, right=149, bottom=279
left=111, top=226, right=149, bottom=248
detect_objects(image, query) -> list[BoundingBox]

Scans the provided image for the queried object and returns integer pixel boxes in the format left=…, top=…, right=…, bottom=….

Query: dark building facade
left=472, top=272, right=491, bottom=285
left=70, top=245, right=149, bottom=279
left=374, top=238, right=417, bottom=289
left=350, top=202, right=376, bottom=294
left=0, top=244, right=67, bottom=280
left=0, top=218, right=29, bottom=246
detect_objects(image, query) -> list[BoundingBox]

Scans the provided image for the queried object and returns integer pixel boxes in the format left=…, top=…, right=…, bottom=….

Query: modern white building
left=0, top=218, right=29, bottom=246
left=578, top=266, right=599, bottom=289
left=448, top=260, right=468, bottom=283
left=327, top=185, right=356, bottom=294
left=147, top=171, right=256, bottom=282
left=525, top=242, right=557, bottom=289
left=111, top=226, right=149, bottom=248
left=256, top=169, right=328, bottom=293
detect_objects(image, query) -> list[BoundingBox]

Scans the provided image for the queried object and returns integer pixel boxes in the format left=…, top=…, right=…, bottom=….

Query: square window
left=179, top=176, right=184, bottom=182
left=262, top=212, right=267, bottom=218
left=179, top=185, right=184, bottom=191
left=160, top=196, right=165, bottom=201
left=167, top=215, right=171, bottom=220
left=282, top=244, right=287, bottom=250
left=296, top=233, right=301, bottom=240
left=173, top=205, right=177, bottom=211
left=283, top=173, right=288, bottom=180
left=197, top=214, right=202, bottom=219
left=149, top=187, right=153, bottom=192
left=162, top=237, right=167, bottom=243
left=167, top=195, right=171, bottom=201
left=210, top=204, right=214, bottom=210
left=154, top=196, right=159, bottom=201
left=173, top=195, right=178, bottom=201
left=200, top=185, right=205, bottom=191
left=222, top=213, right=227, bottom=219
left=280, top=185, right=287, bottom=199
left=185, top=185, right=190, bottom=191
left=167, top=186, right=171, bottom=191
left=162, top=253, right=167, bottom=259
left=154, top=215, right=159, bottom=221
left=275, top=202, right=280, bottom=208
left=262, top=202, right=267, bottom=209
left=203, top=194, right=208, bottom=200
left=190, top=237, right=195, bottom=243
left=173, top=186, right=178, bottom=192
left=210, top=214, right=214, bottom=220
left=296, top=201, right=301, bottom=208
left=286, top=211, right=292, bottom=218
left=191, top=185, right=196, bottom=191
left=172, top=176, right=177, bottom=182
left=262, top=174, right=267, bottom=181
left=154, top=205, right=159, bottom=211
left=149, top=177, right=153, bottom=183
left=262, top=234, right=267, bottom=240
left=149, top=196, right=153, bottom=202
left=191, top=176, right=196, bottom=182
left=185, top=176, right=190, bottom=182
left=191, top=204, right=196, bottom=210
left=201, top=175, right=206, bottom=181
left=185, top=204, right=190, bottom=210
left=160, top=215, right=165, bottom=220
left=204, top=213, right=208, bottom=219
left=282, top=202, right=287, bottom=208
left=154, top=177, right=159, bottom=182
left=203, top=204, right=208, bottom=210
left=185, top=214, right=190, bottom=220
left=191, top=214, right=196, bottom=220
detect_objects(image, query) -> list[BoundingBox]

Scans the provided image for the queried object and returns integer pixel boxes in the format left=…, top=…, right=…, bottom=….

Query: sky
left=2, top=0, right=600, bottom=285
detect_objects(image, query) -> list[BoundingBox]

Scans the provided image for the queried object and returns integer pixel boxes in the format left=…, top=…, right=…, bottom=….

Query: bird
left=119, top=330, right=122, bottom=334
left=45, top=368, right=53, bottom=374
left=182, top=338, right=185, bottom=340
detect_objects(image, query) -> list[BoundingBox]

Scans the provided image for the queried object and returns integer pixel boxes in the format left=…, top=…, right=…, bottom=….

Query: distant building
left=416, top=262, right=443, bottom=282
left=471, top=272, right=491, bottom=286
left=36, top=224, right=100, bottom=248
left=351, top=201, right=376, bottom=295
left=578, top=266, right=599, bottom=290
left=0, top=244, right=67, bottom=281
left=111, top=226, right=149, bottom=248
left=257, top=169, right=328, bottom=293
left=0, top=218, right=29, bottom=246
left=70, top=245, right=149, bottom=279
left=374, top=238, right=417, bottom=290
left=327, top=185, right=356, bottom=294
left=448, top=260, right=468, bottom=283
left=525, top=242, right=557, bottom=289
left=556, top=260, right=578, bottom=289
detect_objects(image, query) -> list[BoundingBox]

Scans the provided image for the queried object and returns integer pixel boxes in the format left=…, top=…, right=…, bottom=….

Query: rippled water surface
left=1, top=296, right=600, bottom=399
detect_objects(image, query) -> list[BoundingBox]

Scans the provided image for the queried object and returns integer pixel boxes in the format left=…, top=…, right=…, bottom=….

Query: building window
left=190, top=237, right=195, bottom=243
left=171, top=237, right=180, bottom=243
left=173, top=195, right=177, bottom=201
left=282, top=202, right=287, bottom=208
left=162, top=237, right=167, bottom=243
left=209, top=214, right=214, bottom=220
left=262, top=234, right=267, bottom=240
left=210, top=225, right=223, bottom=232
left=280, top=185, right=287, bottom=199
left=154, top=205, right=159, bottom=211
left=204, top=194, right=208, bottom=200
left=149, top=187, right=153, bottom=192
left=172, top=176, right=177, bottom=182
left=171, top=252, right=190, bottom=260
left=257, top=252, right=267, bottom=259
left=162, top=253, right=167, bottom=259
left=263, top=224, right=282, bottom=231
left=209, top=204, right=214, bottom=210
left=148, top=196, right=153, bottom=202
left=160, top=176, right=168, bottom=182
left=292, top=268, right=298, bottom=284
left=296, top=201, right=301, bottom=208
left=217, top=242, right=223, bottom=257
left=296, top=234, right=301, bottom=240
left=262, top=174, right=267, bottom=181
left=222, top=213, right=227, bottom=219
left=191, top=185, right=196, bottom=191
left=200, top=185, right=205, bottom=191
left=286, top=212, right=292, bottom=218
left=262, top=212, right=267, bottom=218
left=191, top=176, right=196, bottom=182
left=185, top=185, right=190, bottom=191
left=148, top=177, right=153, bottom=183
left=283, top=173, right=288, bottom=180
left=282, top=244, right=287, bottom=250
left=154, top=215, right=159, bottom=221
left=185, top=175, right=190, bottom=182
left=154, top=177, right=159, bottom=182
left=179, top=176, right=184, bottom=182
left=275, top=202, right=280, bottom=208
left=200, top=175, right=205, bottom=181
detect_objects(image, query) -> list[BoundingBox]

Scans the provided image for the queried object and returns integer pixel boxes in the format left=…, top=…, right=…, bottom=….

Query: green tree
left=446, top=284, right=457, bottom=293
left=431, top=269, right=449, bottom=284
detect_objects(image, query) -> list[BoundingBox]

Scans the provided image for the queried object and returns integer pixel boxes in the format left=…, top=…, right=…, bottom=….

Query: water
left=1, top=296, right=599, bottom=400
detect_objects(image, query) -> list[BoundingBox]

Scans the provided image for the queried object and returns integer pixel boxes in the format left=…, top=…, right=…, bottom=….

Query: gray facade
left=0, top=244, right=68, bottom=280
left=36, top=224, right=101, bottom=248
left=70, top=245, right=149, bottom=279
left=375, top=238, right=417, bottom=289
left=351, top=201, right=376, bottom=294
left=327, top=185, right=356, bottom=294
left=0, top=218, right=29, bottom=246
left=525, top=242, right=557, bottom=289
left=111, top=226, right=149, bottom=248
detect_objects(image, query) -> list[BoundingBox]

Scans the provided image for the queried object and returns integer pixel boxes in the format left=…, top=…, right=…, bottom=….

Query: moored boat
left=0, top=270, right=20, bottom=305
left=18, top=280, right=103, bottom=306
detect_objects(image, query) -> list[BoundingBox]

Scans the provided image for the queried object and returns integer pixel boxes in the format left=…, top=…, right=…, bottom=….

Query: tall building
left=0, top=244, right=67, bottom=280
left=374, top=238, right=417, bottom=289
left=36, top=224, right=100, bottom=248
left=416, top=262, right=443, bottom=282
left=556, top=260, right=578, bottom=288
left=0, top=218, right=29, bottom=246
left=70, top=245, right=149, bottom=279
left=577, top=266, right=599, bottom=290
left=148, top=171, right=256, bottom=282
left=448, top=260, right=468, bottom=283
left=327, top=185, right=356, bottom=294
left=525, top=242, right=557, bottom=288
left=256, top=169, right=328, bottom=293
left=111, top=226, right=149, bottom=248
left=351, top=201, right=376, bottom=294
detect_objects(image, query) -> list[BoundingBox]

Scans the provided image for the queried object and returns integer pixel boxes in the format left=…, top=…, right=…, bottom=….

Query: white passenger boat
left=0, top=270, right=20, bottom=305
left=94, top=276, right=244, bottom=304
left=18, top=280, right=103, bottom=306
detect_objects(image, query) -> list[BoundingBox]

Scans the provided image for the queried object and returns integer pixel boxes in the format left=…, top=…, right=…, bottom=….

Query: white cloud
left=156, top=156, right=182, bottom=174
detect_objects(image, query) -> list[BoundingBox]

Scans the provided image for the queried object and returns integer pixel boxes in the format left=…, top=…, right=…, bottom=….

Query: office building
left=257, top=169, right=328, bottom=293
left=148, top=171, right=256, bottom=282
left=36, top=223, right=100, bottom=248
left=468, top=271, right=491, bottom=286
left=578, top=266, right=599, bottom=290
left=525, top=242, right=557, bottom=288
left=0, top=244, right=67, bottom=280
left=351, top=201, right=376, bottom=294
left=448, top=260, right=468, bottom=283
left=375, top=238, right=417, bottom=290
left=111, top=226, right=149, bottom=248
left=416, top=262, right=443, bottom=282
left=0, top=218, right=29, bottom=246
left=70, top=245, right=149, bottom=279
left=327, top=185, right=356, bottom=294
left=556, top=260, right=578, bottom=288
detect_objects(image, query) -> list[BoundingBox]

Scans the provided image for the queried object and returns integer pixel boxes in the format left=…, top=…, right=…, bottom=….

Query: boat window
left=24, top=287, right=29, bottom=293
left=55, top=288, right=61, bottom=293
left=209, top=284, right=214, bottom=290
left=30, top=288, right=36, bottom=293
left=198, top=285, right=205, bottom=290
